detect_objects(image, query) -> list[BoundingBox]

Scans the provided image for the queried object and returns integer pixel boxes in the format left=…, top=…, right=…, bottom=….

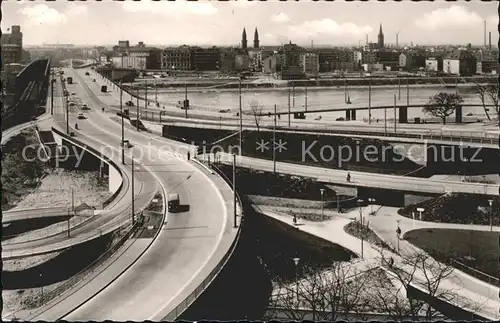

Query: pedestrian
left=187, top=151, right=190, bottom=160
left=346, top=172, right=351, bottom=182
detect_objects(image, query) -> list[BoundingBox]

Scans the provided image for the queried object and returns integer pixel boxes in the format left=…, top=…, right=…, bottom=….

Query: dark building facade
left=162, top=46, right=193, bottom=70
left=192, top=47, right=220, bottom=71
left=1, top=25, right=23, bottom=65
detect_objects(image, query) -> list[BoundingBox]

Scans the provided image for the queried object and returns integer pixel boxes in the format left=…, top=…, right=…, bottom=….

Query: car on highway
left=85, top=72, right=90, bottom=76
left=81, top=104, right=90, bottom=110
left=69, top=102, right=75, bottom=107
left=77, top=112, right=86, bottom=120
left=168, top=193, right=180, bottom=212
left=125, top=100, right=134, bottom=106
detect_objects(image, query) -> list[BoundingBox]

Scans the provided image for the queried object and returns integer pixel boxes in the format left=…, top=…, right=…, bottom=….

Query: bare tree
left=369, top=249, right=483, bottom=321
left=249, top=99, right=263, bottom=132
left=474, top=83, right=491, bottom=121
left=268, top=261, right=375, bottom=321
left=486, top=84, right=499, bottom=126
left=423, top=92, right=463, bottom=124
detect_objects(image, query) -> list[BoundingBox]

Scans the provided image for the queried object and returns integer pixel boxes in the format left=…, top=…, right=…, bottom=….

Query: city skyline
left=2, top=1, right=499, bottom=47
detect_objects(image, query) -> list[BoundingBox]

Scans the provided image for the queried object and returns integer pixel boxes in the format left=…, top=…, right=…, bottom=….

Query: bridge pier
left=455, top=105, right=462, bottom=123
left=345, top=109, right=351, bottom=121
left=398, top=106, right=408, bottom=123
left=351, top=109, right=356, bottom=120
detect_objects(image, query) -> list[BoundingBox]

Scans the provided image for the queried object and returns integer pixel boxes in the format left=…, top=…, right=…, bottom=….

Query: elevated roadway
left=1, top=80, right=157, bottom=260
left=213, top=153, right=499, bottom=196
left=32, top=67, right=240, bottom=321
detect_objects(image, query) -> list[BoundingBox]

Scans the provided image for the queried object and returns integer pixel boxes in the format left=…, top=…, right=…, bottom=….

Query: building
left=219, top=50, right=236, bottom=74
left=1, top=25, right=23, bottom=65
left=235, top=54, right=250, bottom=71
left=443, top=50, right=477, bottom=76
left=253, top=28, right=259, bottom=49
left=281, top=42, right=304, bottom=68
left=425, top=57, right=443, bottom=72
left=375, top=50, right=400, bottom=70
left=192, top=47, right=220, bottom=71
left=128, top=45, right=162, bottom=70
left=399, top=52, right=426, bottom=71
left=378, top=24, right=384, bottom=49
left=262, top=53, right=285, bottom=74
left=280, top=66, right=306, bottom=80
left=241, top=28, right=248, bottom=50
left=162, top=46, right=192, bottom=71
left=301, top=53, right=319, bottom=75
left=477, top=60, right=499, bottom=74
left=362, top=51, right=377, bottom=65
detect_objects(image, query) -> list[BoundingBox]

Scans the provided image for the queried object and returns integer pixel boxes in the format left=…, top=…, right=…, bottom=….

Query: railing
left=449, top=258, right=500, bottom=287
left=161, top=161, right=244, bottom=321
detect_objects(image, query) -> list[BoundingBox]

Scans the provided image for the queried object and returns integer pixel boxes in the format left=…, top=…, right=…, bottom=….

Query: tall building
left=241, top=28, right=248, bottom=50
left=378, top=23, right=384, bottom=49
left=1, top=25, right=23, bottom=65
left=253, top=28, right=259, bottom=49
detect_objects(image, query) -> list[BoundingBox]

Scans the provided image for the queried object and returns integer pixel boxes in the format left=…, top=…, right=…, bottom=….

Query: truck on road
left=168, top=194, right=180, bottom=212
left=101, top=85, right=107, bottom=93
left=67, top=77, right=73, bottom=84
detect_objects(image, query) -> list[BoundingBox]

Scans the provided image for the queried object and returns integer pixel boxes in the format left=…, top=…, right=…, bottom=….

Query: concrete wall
left=404, top=194, right=436, bottom=206
left=142, top=120, right=163, bottom=134
left=51, top=128, right=123, bottom=196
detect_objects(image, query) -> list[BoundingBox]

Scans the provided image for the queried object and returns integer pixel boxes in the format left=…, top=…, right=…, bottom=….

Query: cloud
left=230, top=1, right=258, bottom=8
left=414, top=5, right=482, bottom=30
left=271, top=13, right=290, bottom=23
left=18, top=4, right=67, bottom=25
left=66, top=5, right=88, bottom=16
left=288, top=19, right=372, bottom=39
left=487, top=15, right=499, bottom=26
left=123, top=1, right=218, bottom=17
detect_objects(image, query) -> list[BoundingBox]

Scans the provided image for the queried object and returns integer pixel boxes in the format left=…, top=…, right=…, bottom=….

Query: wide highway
left=2, top=78, right=159, bottom=260
left=42, top=67, right=238, bottom=321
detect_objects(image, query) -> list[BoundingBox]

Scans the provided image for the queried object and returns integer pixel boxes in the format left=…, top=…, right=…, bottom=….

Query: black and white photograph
left=1, top=0, right=499, bottom=321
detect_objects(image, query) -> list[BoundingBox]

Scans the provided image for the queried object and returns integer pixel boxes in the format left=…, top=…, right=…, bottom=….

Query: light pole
left=67, top=207, right=71, bottom=238
left=120, top=80, right=125, bottom=165
left=293, top=257, right=300, bottom=306
left=233, top=153, right=237, bottom=228
left=368, top=197, right=376, bottom=215
left=273, top=104, right=277, bottom=173
left=396, top=219, right=401, bottom=253
left=417, top=207, right=424, bottom=221
left=239, top=80, right=242, bottom=154
left=488, top=199, right=493, bottom=231
left=357, top=199, right=364, bottom=258
left=320, top=189, right=325, bottom=218
left=40, top=273, right=44, bottom=304
left=65, top=93, right=69, bottom=135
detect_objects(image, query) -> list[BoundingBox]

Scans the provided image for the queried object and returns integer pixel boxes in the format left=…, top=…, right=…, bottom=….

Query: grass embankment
left=404, top=228, right=499, bottom=281
left=343, top=221, right=396, bottom=253
left=399, top=193, right=499, bottom=225
left=2, top=128, right=47, bottom=211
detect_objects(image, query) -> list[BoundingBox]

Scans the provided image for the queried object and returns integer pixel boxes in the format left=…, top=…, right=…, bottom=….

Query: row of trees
left=267, top=249, right=483, bottom=321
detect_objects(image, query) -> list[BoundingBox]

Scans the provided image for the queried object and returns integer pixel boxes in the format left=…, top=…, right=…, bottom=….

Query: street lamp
left=368, top=197, right=376, bottom=215
left=396, top=219, right=401, bottom=253
left=320, top=189, right=325, bottom=219
left=416, top=207, right=425, bottom=221
left=488, top=199, right=494, bottom=232
left=40, top=273, right=44, bottom=305
left=293, top=257, right=300, bottom=306
left=357, top=199, right=364, bottom=258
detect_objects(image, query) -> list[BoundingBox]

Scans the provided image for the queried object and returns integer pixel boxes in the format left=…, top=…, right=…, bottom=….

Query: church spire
left=253, top=27, right=259, bottom=48
left=241, top=28, right=247, bottom=49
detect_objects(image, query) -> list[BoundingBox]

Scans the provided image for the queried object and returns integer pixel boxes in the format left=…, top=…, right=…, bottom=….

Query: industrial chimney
left=484, top=20, right=487, bottom=47
left=489, top=31, right=492, bottom=51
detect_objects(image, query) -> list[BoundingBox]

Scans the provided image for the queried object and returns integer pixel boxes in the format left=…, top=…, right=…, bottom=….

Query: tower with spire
left=241, top=28, right=248, bottom=50
left=378, top=23, right=384, bottom=49
left=253, top=27, right=259, bottom=49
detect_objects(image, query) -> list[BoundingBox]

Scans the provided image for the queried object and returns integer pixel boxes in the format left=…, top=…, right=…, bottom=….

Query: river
left=153, top=85, right=488, bottom=122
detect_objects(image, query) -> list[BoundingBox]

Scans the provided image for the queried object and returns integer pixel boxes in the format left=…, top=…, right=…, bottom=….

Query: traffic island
left=399, top=193, right=499, bottom=225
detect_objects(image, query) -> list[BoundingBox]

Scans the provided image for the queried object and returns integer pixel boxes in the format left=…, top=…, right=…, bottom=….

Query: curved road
left=41, top=67, right=237, bottom=321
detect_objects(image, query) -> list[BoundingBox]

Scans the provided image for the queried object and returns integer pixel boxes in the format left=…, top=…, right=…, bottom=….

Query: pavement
left=27, top=67, right=239, bottom=321
left=255, top=204, right=500, bottom=320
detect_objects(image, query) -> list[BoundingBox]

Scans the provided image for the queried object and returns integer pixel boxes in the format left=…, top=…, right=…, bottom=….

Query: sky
left=2, top=0, right=499, bottom=47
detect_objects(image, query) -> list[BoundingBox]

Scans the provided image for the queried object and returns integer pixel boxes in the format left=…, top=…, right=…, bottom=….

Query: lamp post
left=67, top=207, right=71, bottom=238
left=131, top=158, right=137, bottom=225
left=396, top=219, right=401, bottom=253
left=488, top=199, right=493, bottom=232
left=293, top=257, right=300, bottom=306
left=368, top=197, right=376, bottom=215
left=417, top=207, right=425, bottom=221
left=120, top=80, right=125, bottom=165
left=233, top=153, right=237, bottom=228
left=273, top=104, right=277, bottom=173
left=40, top=273, right=44, bottom=305
left=320, top=189, right=325, bottom=218
left=357, top=199, right=364, bottom=258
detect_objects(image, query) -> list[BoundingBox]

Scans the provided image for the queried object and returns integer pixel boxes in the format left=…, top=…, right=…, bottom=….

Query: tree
left=424, top=92, right=463, bottom=124
left=474, top=83, right=491, bottom=121
left=369, top=250, right=484, bottom=321
left=486, top=84, right=499, bottom=126
left=267, top=261, right=377, bottom=321
left=249, top=99, right=263, bottom=132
